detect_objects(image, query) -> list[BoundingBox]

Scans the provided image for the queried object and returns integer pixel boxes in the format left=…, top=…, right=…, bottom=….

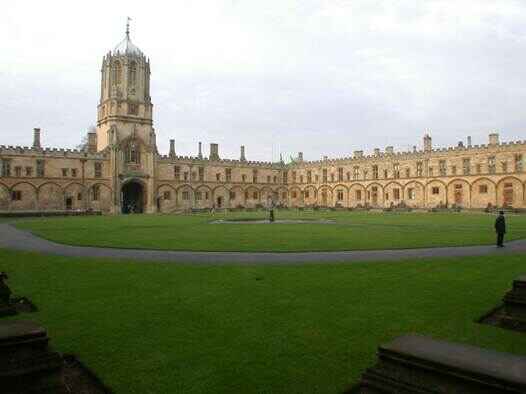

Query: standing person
left=495, top=210, right=506, bottom=247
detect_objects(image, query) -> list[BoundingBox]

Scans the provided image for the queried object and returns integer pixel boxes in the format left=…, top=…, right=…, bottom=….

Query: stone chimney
left=467, top=136, right=472, bottom=147
left=374, top=148, right=381, bottom=156
left=423, top=134, right=432, bottom=152
left=209, top=143, right=219, bottom=161
left=169, top=139, right=176, bottom=158
left=87, top=132, right=97, bottom=154
left=323, top=155, right=328, bottom=161
left=385, top=146, right=394, bottom=155
left=240, top=145, right=246, bottom=161
left=458, top=141, right=464, bottom=148
left=198, top=142, right=203, bottom=159
left=32, top=128, right=41, bottom=149
left=489, top=132, right=499, bottom=145
left=354, top=150, right=363, bottom=158
left=298, top=152, right=303, bottom=162
left=413, top=145, right=417, bottom=153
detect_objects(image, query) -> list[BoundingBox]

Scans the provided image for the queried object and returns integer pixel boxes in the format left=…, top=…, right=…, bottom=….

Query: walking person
left=495, top=210, right=506, bottom=247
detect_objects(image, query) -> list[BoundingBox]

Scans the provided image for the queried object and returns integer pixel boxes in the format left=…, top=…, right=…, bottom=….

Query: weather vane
left=126, top=17, right=131, bottom=38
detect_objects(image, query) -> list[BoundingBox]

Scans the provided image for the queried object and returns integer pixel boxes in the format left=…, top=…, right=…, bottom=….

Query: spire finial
left=126, top=17, right=131, bottom=38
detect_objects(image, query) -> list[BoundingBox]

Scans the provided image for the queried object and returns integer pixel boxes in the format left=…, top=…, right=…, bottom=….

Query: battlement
left=297, top=137, right=526, bottom=167
left=156, top=154, right=281, bottom=168
left=0, top=145, right=109, bottom=159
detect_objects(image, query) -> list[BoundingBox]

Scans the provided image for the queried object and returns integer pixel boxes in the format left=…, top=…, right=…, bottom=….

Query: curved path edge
left=0, top=223, right=525, bottom=265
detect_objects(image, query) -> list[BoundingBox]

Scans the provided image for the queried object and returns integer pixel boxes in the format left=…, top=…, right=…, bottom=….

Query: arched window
left=129, top=61, right=137, bottom=86
left=113, top=61, right=122, bottom=85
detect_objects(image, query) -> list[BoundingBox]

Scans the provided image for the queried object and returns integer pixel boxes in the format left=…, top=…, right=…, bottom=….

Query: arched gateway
left=121, top=180, right=145, bottom=214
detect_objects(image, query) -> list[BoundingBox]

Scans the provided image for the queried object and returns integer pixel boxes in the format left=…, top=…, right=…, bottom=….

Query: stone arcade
left=1, top=25, right=526, bottom=214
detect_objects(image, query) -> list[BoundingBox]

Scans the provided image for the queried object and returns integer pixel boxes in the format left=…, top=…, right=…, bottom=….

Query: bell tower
left=96, top=18, right=154, bottom=151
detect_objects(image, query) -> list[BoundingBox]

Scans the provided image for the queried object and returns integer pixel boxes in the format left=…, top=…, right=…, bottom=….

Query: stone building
left=1, top=27, right=525, bottom=214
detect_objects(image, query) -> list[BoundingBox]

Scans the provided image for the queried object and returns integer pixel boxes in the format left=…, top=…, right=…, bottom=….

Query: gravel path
left=0, top=223, right=524, bottom=265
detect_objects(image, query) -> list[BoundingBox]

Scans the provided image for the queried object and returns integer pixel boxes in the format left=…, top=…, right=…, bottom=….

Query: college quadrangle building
left=1, top=27, right=526, bottom=214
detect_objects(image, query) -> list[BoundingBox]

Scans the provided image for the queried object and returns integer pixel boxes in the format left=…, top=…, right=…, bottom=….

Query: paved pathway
left=0, top=223, right=525, bottom=265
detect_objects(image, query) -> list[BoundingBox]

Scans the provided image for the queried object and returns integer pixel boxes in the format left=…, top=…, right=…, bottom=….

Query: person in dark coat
left=495, top=211, right=506, bottom=247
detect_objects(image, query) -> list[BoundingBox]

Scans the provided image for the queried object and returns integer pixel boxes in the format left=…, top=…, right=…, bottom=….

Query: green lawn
left=14, top=210, right=526, bottom=252
left=1, top=251, right=525, bottom=393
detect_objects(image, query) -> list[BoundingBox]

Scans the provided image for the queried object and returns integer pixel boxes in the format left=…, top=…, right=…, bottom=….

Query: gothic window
left=183, top=172, right=188, bottom=181
left=267, top=175, right=271, bottom=183
left=226, top=168, right=232, bottom=182
left=338, top=167, right=343, bottom=182
left=408, top=188, right=415, bottom=200
left=393, top=163, right=400, bottom=179
left=253, top=169, right=258, bottom=183
left=174, top=166, right=180, bottom=180
left=196, top=192, right=202, bottom=201
left=25, top=167, right=32, bottom=177
left=113, top=61, right=122, bottom=85
left=128, top=104, right=138, bottom=115
left=353, top=166, right=359, bottom=180
left=283, top=171, right=288, bottom=184
left=372, top=165, right=379, bottom=179
left=242, top=174, right=246, bottom=183
left=129, top=61, right=137, bottom=86
left=383, top=169, right=388, bottom=179
left=416, top=162, right=423, bottom=177
left=182, top=191, right=189, bottom=200
left=1, top=159, right=11, bottom=177
left=62, top=168, right=68, bottom=177
left=274, top=176, right=278, bottom=183
left=307, top=170, right=312, bottom=183
left=479, top=185, right=488, bottom=194
left=71, top=169, right=77, bottom=177
left=305, top=190, right=310, bottom=198
left=292, top=171, right=296, bottom=183
left=405, top=168, right=410, bottom=178
left=163, top=191, right=171, bottom=200
left=253, top=191, right=258, bottom=199
left=92, top=185, right=100, bottom=201
left=337, top=190, right=344, bottom=201
left=229, top=191, right=235, bottom=199
left=300, top=175, right=304, bottom=183
left=15, top=166, right=21, bottom=177
left=216, top=173, right=221, bottom=181
left=393, top=188, right=400, bottom=200
left=432, top=187, right=440, bottom=195
left=355, top=190, right=362, bottom=200
left=501, top=161, right=508, bottom=173
left=198, top=167, right=204, bottom=182
left=36, top=160, right=45, bottom=177
left=322, top=169, right=328, bottom=183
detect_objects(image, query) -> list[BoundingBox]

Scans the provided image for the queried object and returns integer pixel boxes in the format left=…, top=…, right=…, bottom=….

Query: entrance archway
left=121, top=181, right=144, bottom=214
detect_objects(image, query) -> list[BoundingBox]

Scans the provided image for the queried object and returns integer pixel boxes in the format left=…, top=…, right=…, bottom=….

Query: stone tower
left=96, top=20, right=154, bottom=151
left=96, top=20, right=157, bottom=214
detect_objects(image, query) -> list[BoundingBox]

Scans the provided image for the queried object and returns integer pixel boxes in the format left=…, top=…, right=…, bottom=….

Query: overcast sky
left=2, top=1, right=526, bottom=162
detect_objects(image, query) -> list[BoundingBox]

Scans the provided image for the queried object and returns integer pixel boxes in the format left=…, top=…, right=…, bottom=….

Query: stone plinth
left=0, top=320, right=66, bottom=394
left=348, top=334, right=526, bottom=393
left=479, top=276, right=526, bottom=332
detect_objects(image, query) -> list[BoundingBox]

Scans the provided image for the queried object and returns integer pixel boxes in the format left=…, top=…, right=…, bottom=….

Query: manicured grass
left=2, top=250, right=526, bottom=393
left=14, top=210, right=526, bottom=252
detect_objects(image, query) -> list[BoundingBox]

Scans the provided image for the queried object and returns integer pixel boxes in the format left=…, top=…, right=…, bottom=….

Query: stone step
left=349, top=334, right=526, bottom=393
